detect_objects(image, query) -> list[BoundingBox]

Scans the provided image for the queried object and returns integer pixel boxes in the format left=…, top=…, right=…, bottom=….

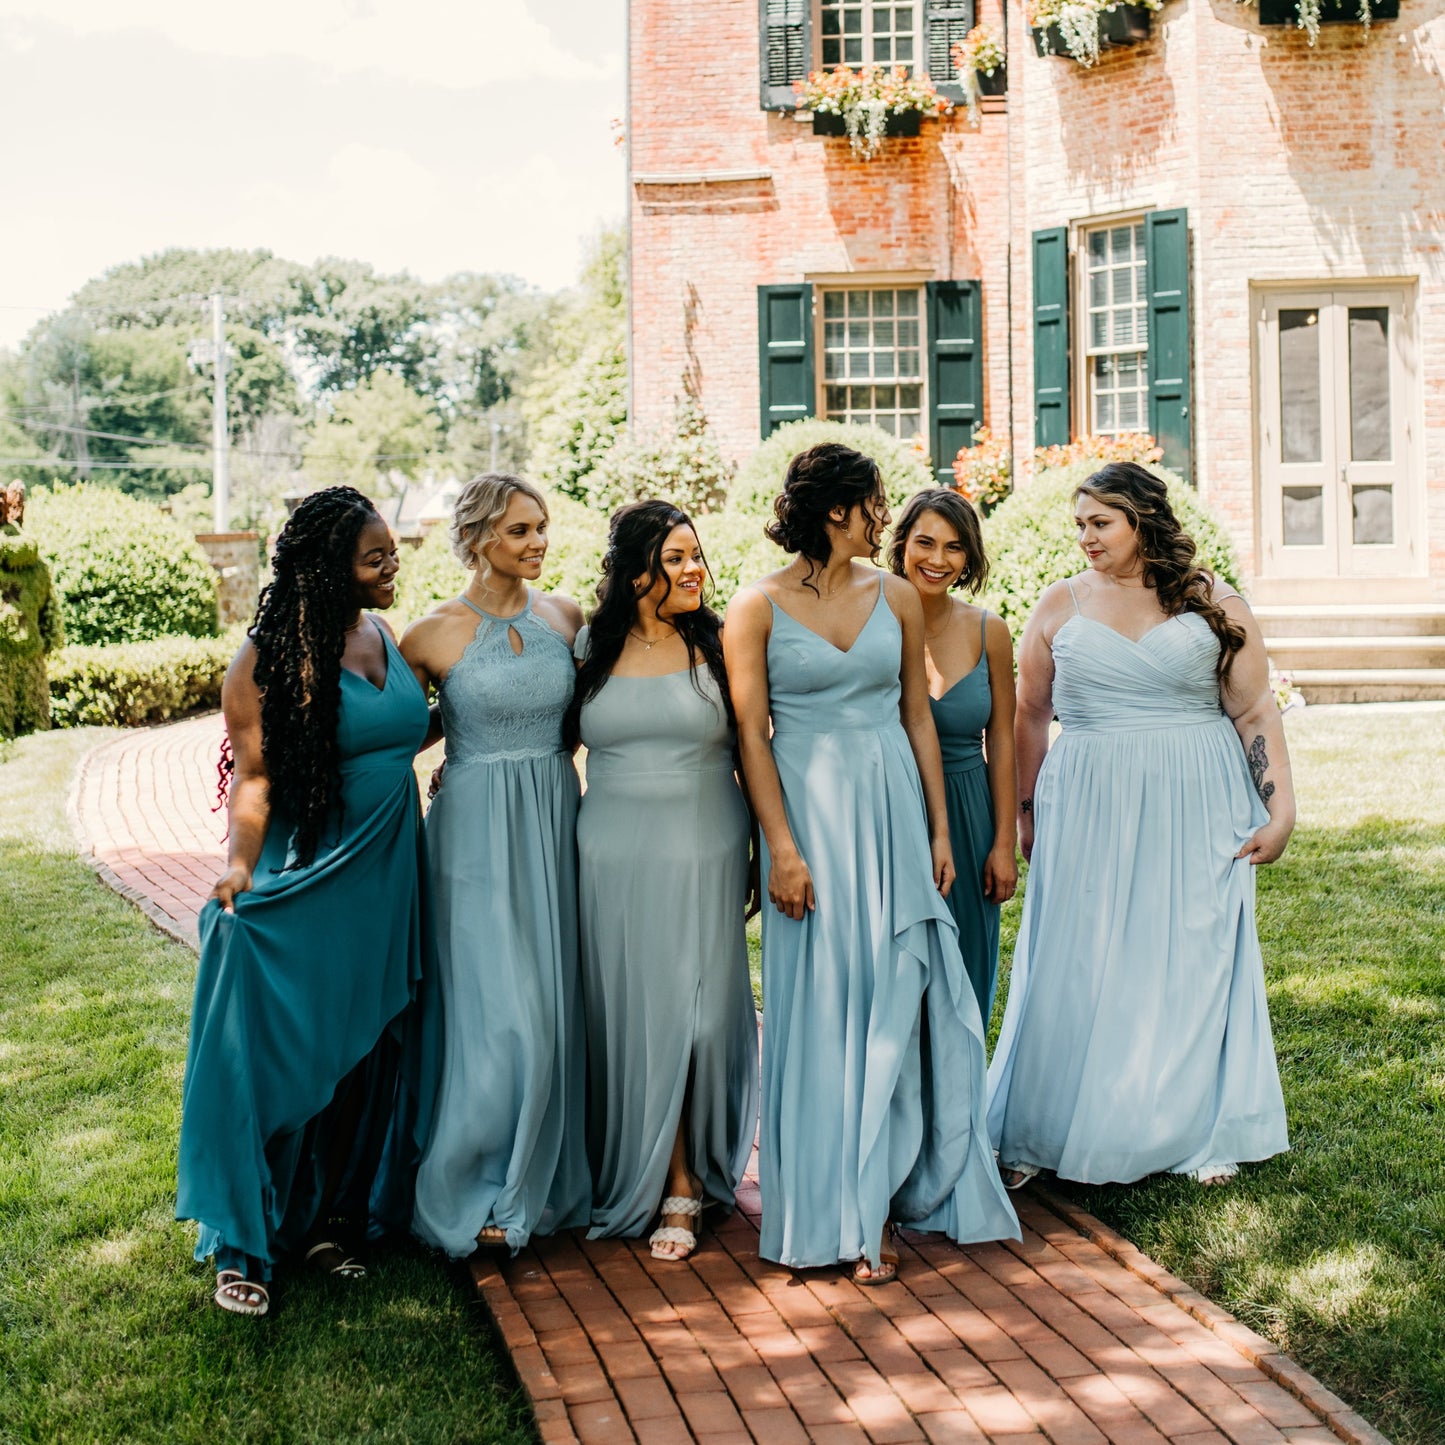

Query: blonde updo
left=449, top=473, right=549, bottom=574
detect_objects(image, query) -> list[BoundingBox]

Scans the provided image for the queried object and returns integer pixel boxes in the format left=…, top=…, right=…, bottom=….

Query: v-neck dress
left=410, top=593, right=590, bottom=1254
left=177, top=620, right=432, bottom=1282
left=573, top=628, right=758, bottom=1239
left=986, top=583, right=1289, bottom=1183
left=758, top=577, right=1018, bottom=1270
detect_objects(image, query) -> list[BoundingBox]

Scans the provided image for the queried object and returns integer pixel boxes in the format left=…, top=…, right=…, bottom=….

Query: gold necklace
left=924, top=606, right=954, bottom=642
left=629, top=627, right=674, bottom=651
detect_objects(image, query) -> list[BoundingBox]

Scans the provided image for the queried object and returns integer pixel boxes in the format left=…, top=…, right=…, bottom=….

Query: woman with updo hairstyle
left=726, top=444, right=1017, bottom=1286
left=177, top=486, right=431, bottom=1317
left=889, top=488, right=1017, bottom=1036
left=570, top=500, right=757, bottom=1263
left=401, top=472, right=591, bottom=1257
left=987, top=461, right=1294, bottom=1192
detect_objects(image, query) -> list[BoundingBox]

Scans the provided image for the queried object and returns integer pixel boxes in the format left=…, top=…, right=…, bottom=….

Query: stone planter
left=976, top=66, right=1008, bottom=96
left=812, top=108, right=924, bottom=138
left=1257, top=0, right=1397, bottom=22
left=1032, top=3, right=1152, bottom=57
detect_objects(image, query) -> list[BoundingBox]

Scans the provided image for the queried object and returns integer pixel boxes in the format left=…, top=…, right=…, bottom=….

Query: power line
left=6, top=416, right=209, bottom=451
left=0, top=382, right=209, bottom=416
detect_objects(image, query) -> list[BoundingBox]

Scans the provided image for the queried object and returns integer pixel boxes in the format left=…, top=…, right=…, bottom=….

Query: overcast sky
left=0, top=0, right=626, bottom=351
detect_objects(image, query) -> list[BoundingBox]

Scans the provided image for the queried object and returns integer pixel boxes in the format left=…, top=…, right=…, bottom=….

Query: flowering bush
left=1033, top=432, right=1163, bottom=470
left=951, top=427, right=1013, bottom=514
left=794, top=65, right=951, bottom=160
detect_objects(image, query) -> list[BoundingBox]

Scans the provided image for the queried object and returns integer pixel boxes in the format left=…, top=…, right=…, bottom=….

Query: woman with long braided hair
left=177, top=486, right=433, bottom=1317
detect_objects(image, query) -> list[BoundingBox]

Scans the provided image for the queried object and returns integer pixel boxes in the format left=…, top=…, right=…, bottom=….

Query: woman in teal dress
left=402, top=474, right=590, bottom=1255
left=889, top=488, right=1017, bottom=1028
left=989, top=462, right=1294, bottom=1189
left=177, top=486, right=432, bottom=1318
left=571, top=501, right=757, bottom=1262
left=726, top=445, right=1018, bottom=1285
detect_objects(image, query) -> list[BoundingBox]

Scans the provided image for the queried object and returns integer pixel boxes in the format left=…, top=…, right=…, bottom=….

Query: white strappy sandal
left=214, top=1270, right=270, bottom=1317
left=648, top=1195, right=703, bottom=1261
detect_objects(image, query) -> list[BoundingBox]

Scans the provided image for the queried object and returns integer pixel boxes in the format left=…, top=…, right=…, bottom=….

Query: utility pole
left=210, top=293, right=230, bottom=532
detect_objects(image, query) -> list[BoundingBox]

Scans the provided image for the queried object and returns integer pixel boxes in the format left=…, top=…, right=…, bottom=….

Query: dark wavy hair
left=888, top=488, right=989, bottom=596
left=216, top=485, right=382, bottom=866
left=1075, top=463, right=1245, bottom=680
left=566, top=500, right=731, bottom=748
left=766, top=443, right=886, bottom=591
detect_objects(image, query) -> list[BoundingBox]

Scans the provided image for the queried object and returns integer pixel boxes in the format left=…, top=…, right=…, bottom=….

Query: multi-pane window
left=1083, top=221, right=1148, bottom=437
left=821, top=2, right=917, bottom=67
left=821, top=288, right=924, bottom=438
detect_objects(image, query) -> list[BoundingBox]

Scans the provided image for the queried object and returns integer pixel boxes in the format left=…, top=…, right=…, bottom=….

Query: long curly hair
left=218, top=485, right=382, bottom=867
left=566, top=500, right=731, bottom=748
left=888, top=488, right=989, bottom=596
left=1075, top=462, right=1245, bottom=680
left=766, top=443, right=886, bottom=591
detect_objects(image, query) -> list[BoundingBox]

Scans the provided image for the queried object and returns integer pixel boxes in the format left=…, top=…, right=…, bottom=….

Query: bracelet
left=1020, top=797, right=1033, bottom=815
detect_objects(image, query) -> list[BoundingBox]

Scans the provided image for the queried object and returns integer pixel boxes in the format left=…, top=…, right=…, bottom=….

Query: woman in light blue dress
left=571, top=501, right=757, bottom=1262
left=178, top=486, right=431, bottom=1318
left=726, top=444, right=1018, bottom=1285
left=989, top=462, right=1295, bottom=1189
left=401, top=474, right=590, bottom=1254
left=889, top=488, right=1018, bottom=1028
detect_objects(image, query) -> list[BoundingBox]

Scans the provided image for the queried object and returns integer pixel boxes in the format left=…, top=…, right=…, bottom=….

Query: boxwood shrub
left=49, top=631, right=240, bottom=728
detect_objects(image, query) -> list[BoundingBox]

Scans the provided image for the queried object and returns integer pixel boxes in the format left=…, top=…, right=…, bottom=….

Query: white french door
left=1258, top=288, right=1418, bottom=579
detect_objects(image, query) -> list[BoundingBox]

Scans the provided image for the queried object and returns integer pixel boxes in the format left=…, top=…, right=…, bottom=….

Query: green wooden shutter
left=1145, top=208, right=1192, bottom=479
left=758, top=284, right=815, bottom=437
left=1032, top=227, right=1070, bottom=449
left=926, top=280, right=983, bottom=484
left=924, top=1, right=973, bottom=104
left=760, top=0, right=811, bottom=110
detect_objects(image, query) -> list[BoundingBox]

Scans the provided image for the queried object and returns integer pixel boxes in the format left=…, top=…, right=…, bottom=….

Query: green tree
left=302, top=372, right=441, bottom=495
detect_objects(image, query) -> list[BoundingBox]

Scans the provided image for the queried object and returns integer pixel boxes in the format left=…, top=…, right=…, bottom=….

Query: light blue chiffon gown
left=411, top=594, right=591, bottom=1254
left=987, top=583, right=1289, bottom=1183
left=178, top=620, right=431, bottom=1282
left=758, top=576, right=1018, bottom=1270
left=574, top=628, right=758, bottom=1239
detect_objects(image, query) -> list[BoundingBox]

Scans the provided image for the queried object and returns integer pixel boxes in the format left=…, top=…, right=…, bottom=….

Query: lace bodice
left=438, top=593, right=574, bottom=764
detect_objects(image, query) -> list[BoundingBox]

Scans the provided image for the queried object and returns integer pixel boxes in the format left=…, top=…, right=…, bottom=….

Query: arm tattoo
left=1020, top=797, right=1033, bottom=815
left=1247, top=735, right=1276, bottom=805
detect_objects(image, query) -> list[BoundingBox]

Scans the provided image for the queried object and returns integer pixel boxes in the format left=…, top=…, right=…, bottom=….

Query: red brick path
left=73, top=716, right=1388, bottom=1445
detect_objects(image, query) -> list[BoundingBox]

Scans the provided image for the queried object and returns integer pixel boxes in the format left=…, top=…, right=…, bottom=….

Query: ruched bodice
left=438, top=594, right=573, bottom=764
left=1051, top=612, right=1227, bottom=732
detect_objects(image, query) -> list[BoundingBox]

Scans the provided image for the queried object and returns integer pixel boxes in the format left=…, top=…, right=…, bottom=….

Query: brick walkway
left=72, top=715, right=1388, bottom=1445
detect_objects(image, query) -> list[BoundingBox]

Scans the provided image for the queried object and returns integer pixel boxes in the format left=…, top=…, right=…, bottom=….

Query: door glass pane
left=1282, top=487, right=1324, bottom=546
left=1348, top=307, right=1391, bottom=462
left=1352, top=486, right=1394, bottom=545
left=1279, top=309, right=1321, bottom=464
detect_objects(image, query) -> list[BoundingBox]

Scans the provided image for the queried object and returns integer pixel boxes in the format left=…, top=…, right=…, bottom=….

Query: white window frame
left=815, top=282, right=928, bottom=442
left=1074, top=213, right=1150, bottom=441
left=817, top=0, right=921, bottom=70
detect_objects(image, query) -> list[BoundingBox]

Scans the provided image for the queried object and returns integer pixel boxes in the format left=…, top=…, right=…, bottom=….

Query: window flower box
left=811, top=109, right=922, bottom=138
left=976, top=67, right=1008, bottom=97
left=795, top=63, right=949, bottom=159
left=1031, top=0, right=1157, bottom=64
left=1256, top=0, right=1398, bottom=25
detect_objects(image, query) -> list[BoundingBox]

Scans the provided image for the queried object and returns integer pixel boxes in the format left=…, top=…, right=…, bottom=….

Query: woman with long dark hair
left=725, top=445, right=1017, bottom=1285
left=403, top=473, right=591, bottom=1256
left=988, top=462, right=1294, bottom=1189
left=572, top=500, right=757, bottom=1262
left=177, top=486, right=431, bottom=1317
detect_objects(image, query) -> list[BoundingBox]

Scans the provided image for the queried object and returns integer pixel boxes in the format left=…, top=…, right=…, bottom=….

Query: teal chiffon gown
left=177, top=620, right=431, bottom=1283
left=574, top=629, right=758, bottom=1238
left=411, top=594, right=591, bottom=1254
left=986, top=585, right=1289, bottom=1182
left=758, top=577, right=1018, bottom=1270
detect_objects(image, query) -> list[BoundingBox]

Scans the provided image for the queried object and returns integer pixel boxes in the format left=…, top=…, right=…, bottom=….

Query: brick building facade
left=628, top=0, right=1445, bottom=692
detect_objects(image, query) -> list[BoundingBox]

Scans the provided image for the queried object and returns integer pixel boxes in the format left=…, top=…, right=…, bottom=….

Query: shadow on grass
left=0, top=832, right=536, bottom=1445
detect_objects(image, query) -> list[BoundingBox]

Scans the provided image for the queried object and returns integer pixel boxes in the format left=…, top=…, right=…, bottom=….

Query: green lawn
left=0, top=730, right=533, bottom=1445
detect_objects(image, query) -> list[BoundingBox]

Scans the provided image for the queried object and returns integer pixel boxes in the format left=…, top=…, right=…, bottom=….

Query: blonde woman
left=402, top=474, right=591, bottom=1255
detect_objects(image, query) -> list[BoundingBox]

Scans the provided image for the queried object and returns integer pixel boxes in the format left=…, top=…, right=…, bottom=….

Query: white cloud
left=0, top=0, right=618, bottom=87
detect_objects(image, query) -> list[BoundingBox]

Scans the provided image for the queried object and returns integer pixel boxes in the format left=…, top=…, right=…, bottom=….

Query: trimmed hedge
left=1, top=525, right=65, bottom=738
left=49, top=631, right=239, bottom=728
left=981, top=462, right=1243, bottom=641
left=27, top=484, right=219, bottom=646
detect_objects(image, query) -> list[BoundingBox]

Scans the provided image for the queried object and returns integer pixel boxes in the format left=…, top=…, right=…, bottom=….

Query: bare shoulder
left=1209, top=574, right=1250, bottom=610
left=880, top=569, right=923, bottom=619
left=534, top=590, right=584, bottom=642
left=400, top=609, right=449, bottom=653
left=983, top=609, right=1015, bottom=654
left=224, top=636, right=258, bottom=690
left=724, top=585, right=774, bottom=636
left=372, top=613, right=398, bottom=643
left=749, top=568, right=791, bottom=600
left=1034, top=576, right=1080, bottom=620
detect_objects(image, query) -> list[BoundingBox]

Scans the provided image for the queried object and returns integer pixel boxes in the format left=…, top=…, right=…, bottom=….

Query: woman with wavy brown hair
left=987, top=461, right=1294, bottom=1191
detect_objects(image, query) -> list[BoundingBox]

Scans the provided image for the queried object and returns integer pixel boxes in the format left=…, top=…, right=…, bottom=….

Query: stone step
left=1286, top=668, right=1445, bottom=704
left=1253, top=603, right=1445, bottom=638
left=1265, top=635, right=1445, bottom=672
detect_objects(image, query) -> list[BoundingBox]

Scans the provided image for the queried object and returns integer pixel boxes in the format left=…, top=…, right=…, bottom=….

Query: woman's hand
left=428, top=759, right=446, bottom=799
left=931, top=836, right=956, bottom=898
left=745, top=849, right=763, bottom=922
left=211, top=865, right=253, bottom=913
left=769, top=848, right=815, bottom=921
left=1018, top=811, right=1035, bottom=864
left=1236, top=817, right=1293, bottom=866
left=982, top=842, right=1018, bottom=904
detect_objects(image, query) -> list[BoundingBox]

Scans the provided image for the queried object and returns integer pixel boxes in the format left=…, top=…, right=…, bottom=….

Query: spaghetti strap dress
left=930, top=609, right=1002, bottom=1027
left=574, top=628, right=758, bottom=1239
left=410, top=593, right=591, bottom=1254
left=986, top=580, right=1289, bottom=1183
left=177, top=620, right=432, bottom=1283
left=758, top=576, right=1018, bottom=1270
